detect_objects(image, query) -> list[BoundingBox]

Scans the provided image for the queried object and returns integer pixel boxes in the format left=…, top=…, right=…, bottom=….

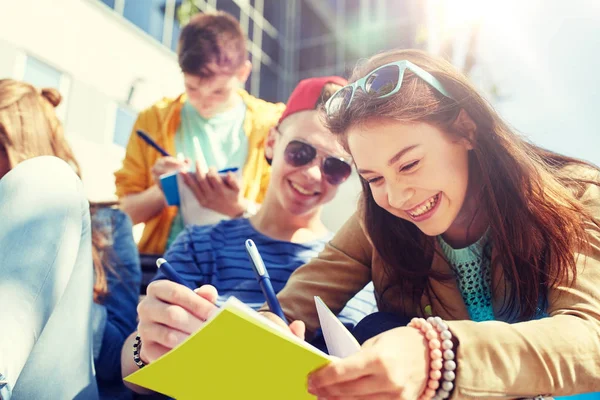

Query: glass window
left=99, top=0, right=116, bottom=8
left=259, top=63, right=279, bottom=103
left=218, top=1, right=241, bottom=19
left=23, top=56, right=62, bottom=89
left=244, top=75, right=252, bottom=93
left=262, top=0, right=283, bottom=33
left=299, top=43, right=331, bottom=72
left=262, top=30, right=279, bottom=66
left=247, top=18, right=254, bottom=41
left=171, top=17, right=181, bottom=51
left=123, top=0, right=166, bottom=43
left=23, top=56, right=69, bottom=121
left=299, top=1, right=330, bottom=40
left=113, top=105, right=138, bottom=147
left=164, top=0, right=183, bottom=51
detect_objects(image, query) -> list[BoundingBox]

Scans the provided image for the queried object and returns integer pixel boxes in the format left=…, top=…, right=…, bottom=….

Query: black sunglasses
left=283, top=138, right=352, bottom=185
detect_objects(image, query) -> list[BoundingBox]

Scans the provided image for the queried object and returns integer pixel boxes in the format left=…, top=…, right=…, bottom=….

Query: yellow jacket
left=270, top=166, right=600, bottom=398
left=115, top=90, right=285, bottom=254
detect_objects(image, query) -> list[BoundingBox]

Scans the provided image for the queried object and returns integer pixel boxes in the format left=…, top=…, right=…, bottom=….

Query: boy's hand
left=150, top=157, right=188, bottom=190
left=181, top=163, right=246, bottom=217
left=137, top=282, right=219, bottom=363
left=260, top=311, right=306, bottom=341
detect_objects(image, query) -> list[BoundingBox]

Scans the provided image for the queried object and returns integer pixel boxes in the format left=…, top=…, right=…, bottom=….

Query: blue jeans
left=351, top=312, right=600, bottom=399
left=0, top=157, right=98, bottom=399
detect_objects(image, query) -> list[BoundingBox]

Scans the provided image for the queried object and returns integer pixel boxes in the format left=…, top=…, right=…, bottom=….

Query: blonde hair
left=0, top=79, right=114, bottom=302
left=0, top=80, right=80, bottom=174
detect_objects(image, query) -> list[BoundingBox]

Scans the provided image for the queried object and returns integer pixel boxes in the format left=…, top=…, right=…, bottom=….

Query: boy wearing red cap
left=120, top=77, right=377, bottom=386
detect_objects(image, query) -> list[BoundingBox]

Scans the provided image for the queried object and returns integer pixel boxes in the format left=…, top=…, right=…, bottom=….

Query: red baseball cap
left=278, top=76, right=348, bottom=124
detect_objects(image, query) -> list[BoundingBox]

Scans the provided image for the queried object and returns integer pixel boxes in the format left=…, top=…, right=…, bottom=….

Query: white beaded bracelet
left=428, top=317, right=456, bottom=400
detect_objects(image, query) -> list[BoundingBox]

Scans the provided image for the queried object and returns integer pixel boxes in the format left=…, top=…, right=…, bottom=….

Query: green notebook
left=125, top=297, right=359, bottom=399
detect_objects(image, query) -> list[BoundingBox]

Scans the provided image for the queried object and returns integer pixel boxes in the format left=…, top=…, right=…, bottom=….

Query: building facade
left=0, top=0, right=422, bottom=230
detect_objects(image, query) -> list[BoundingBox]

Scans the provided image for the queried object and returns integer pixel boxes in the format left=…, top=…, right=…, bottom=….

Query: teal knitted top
left=437, top=230, right=495, bottom=322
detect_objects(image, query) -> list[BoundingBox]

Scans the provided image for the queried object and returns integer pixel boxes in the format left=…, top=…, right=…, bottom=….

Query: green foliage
left=177, top=0, right=202, bottom=27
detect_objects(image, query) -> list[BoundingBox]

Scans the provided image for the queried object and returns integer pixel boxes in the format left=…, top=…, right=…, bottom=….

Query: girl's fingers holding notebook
left=308, top=327, right=428, bottom=400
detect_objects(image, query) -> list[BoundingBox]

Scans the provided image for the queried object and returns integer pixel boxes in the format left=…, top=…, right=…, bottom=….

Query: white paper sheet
left=315, top=296, right=361, bottom=358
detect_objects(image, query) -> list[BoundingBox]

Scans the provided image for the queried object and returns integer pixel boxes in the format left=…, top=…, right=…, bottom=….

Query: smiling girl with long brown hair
left=262, top=49, right=600, bottom=399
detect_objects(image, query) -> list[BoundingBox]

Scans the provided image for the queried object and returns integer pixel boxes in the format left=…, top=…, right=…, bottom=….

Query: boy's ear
left=236, top=61, right=252, bottom=85
left=453, top=109, right=477, bottom=150
left=264, top=127, right=278, bottom=165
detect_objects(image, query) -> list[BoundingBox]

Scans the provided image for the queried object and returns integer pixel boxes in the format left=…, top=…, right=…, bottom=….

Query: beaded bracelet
left=408, top=317, right=457, bottom=400
left=428, top=317, right=456, bottom=400
left=133, top=335, right=146, bottom=369
left=408, top=317, right=443, bottom=400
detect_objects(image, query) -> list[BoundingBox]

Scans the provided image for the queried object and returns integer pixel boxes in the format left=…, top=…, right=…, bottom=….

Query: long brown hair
left=326, top=49, right=600, bottom=320
left=0, top=79, right=114, bottom=302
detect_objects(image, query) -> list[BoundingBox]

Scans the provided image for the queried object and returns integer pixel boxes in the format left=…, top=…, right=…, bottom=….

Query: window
left=259, top=63, right=278, bottom=102
left=123, top=0, right=166, bottom=43
left=299, top=43, right=330, bottom=72
left=170, top=16, right=181, bottom=51
left=261, top=30, right=279, bottom=66
left=218, top=1, right=241, bottom=20
left=23, top=56, right=62, bottom=89
left=99, top=0, right=116, bottom=8
left=22, top=56, right=70, bottom=122
left=113, top=105, right=138, bottom=147
left=262, top=0, right=283, bottom=33
left=299, top=1, right=331, bottom=40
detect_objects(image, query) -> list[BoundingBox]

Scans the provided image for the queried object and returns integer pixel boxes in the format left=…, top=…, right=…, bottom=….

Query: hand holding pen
left=134, top=258, right=219, bottom=364
left=137, top=129, right=239, bottom=176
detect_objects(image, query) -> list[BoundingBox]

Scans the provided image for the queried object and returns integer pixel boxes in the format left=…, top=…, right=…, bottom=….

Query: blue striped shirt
left=156, top=218, right=377, bottom=328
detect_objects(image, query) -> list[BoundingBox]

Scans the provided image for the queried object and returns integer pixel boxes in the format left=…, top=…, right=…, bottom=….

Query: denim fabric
left=92, top=207, right=140, bottom=400
left=0, top=156, right=98, bottom=400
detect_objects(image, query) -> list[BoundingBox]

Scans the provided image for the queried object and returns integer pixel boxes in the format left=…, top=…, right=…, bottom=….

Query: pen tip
left=156, top=258, right=167, bottom=267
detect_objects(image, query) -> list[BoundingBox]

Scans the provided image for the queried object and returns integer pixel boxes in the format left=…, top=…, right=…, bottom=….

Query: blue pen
left=156, top=258, right=190, bottom=287
left=245, top=239, right=288, bottom=323
left=217, top=167, right=239, bottom=174
left=136, top=130, right=171, bottom=157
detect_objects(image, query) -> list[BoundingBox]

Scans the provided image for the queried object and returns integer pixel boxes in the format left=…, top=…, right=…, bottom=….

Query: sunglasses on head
left=325, top=60, right=454, bottom=116
left=281, top=136, right=352, bottom=185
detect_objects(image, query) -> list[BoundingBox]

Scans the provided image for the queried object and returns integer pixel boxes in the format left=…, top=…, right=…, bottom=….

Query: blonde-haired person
left=178, top=50, right=600, bottom=399
left=0, top=80, right=140, bottom=400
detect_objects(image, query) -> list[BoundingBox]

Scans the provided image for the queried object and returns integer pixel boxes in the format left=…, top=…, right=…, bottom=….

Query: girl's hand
left=307, top=326, right=430, bottom=400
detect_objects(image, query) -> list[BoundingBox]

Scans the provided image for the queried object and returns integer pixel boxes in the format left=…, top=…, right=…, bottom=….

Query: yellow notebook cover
left=125, top=297, right=331, bottom=399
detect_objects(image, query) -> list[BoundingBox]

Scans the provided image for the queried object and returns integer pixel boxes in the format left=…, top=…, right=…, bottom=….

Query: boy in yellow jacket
left=115, top=11, right=284, bottom=255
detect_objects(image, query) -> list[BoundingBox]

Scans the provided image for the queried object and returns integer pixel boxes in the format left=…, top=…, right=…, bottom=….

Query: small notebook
left=159, top=169, right=241, bottom=226
left=125, top=296, right=360, bottom=399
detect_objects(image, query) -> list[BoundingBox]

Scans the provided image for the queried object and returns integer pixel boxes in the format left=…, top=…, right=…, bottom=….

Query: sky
left=437, top=0, right=600, bottom=165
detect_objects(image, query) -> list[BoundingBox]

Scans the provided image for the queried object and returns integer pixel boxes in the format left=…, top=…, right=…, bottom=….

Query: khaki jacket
left=272, top=167, right=600, bottom=398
